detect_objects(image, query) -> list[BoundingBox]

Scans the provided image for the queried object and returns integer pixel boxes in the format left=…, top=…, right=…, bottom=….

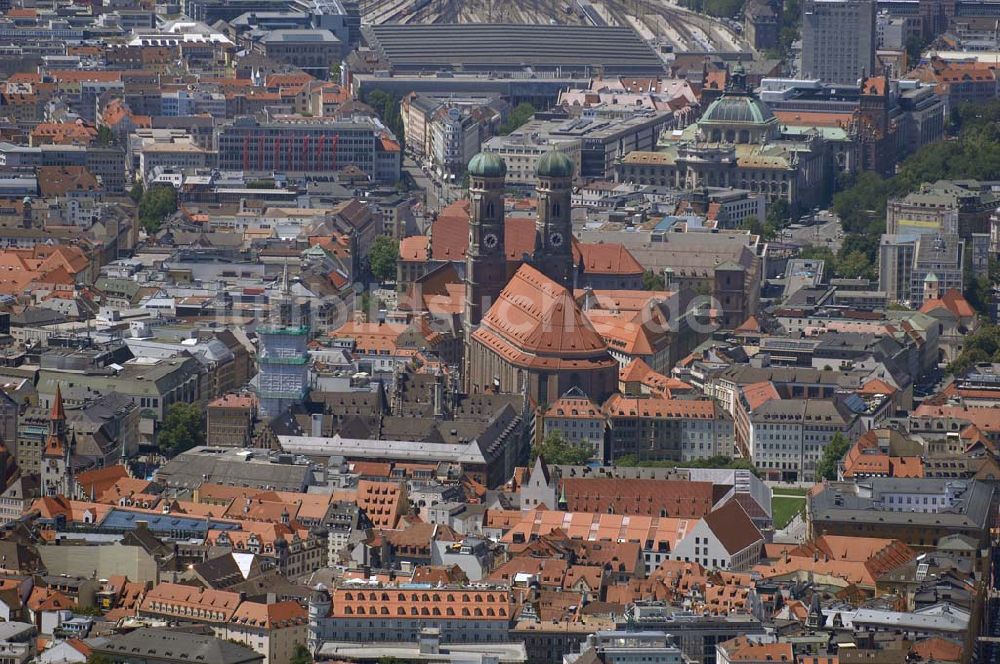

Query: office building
left=801, top=0, right=877, bottom=85
left=879, top=233, right=965, bottom=307
left=216, top=116, right=401, bottom=183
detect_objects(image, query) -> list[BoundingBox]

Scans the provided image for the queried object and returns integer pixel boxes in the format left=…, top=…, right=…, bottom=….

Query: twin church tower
left=462, top=148, right=576, bottom=330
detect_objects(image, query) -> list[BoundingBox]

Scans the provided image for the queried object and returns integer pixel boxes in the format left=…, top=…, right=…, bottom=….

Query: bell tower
left=464, top=152, right=508, bottom=385
left=533, top=149, right=575, bottom=288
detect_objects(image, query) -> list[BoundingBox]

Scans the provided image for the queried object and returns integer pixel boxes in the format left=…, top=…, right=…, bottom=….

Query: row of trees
left=531, top=428, right=854, bottom=481
left=365, top=89, right=406, bottom=151
left=530, top=432, right=764, bottom=475
left=615, top=454, right=760, bottom=475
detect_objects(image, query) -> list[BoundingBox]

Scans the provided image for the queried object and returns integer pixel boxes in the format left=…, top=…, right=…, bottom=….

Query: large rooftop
left=362, top=24, right=667, bottom=76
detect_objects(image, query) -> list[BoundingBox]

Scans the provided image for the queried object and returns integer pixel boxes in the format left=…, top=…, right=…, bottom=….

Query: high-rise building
left=801, top=0, right=876, bottom=85
left=879, top=232, right=965, bottom=307
left=255, top=268, right=310, bottom=419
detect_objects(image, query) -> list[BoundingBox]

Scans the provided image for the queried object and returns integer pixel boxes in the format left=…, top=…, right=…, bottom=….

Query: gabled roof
left=573, top=242, right=643, bottom=276
left=858, top=377, right=897, bottom=396
left=429, top=201, right=471, bottom=261
left=919, top=288, right=976, bottom=318
left=742, top=381, right=779, bottom=411
left=734, top=315, right=761, bottom=333
left=474, top=265, right=613, bottom=370
left=703, top=501, right=762, bottom=555
left=230, top=600, right=306, bottom=629
left=559, top=477, right=718, bottom=518
left=544, top=390, right=603, bottom=419
left=28, top=587, right=72, bottom=612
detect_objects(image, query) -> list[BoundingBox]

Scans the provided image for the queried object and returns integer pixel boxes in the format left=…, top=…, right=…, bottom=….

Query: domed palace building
left=616, top=63, right=830, bottom=213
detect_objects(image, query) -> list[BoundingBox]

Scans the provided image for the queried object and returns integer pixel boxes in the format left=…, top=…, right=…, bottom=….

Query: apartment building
left=745, top=398, right=862, bottom=482
left=539, top=388, right=607, bottom=460
left=227, top=601, right=308, bottom=664
left=139, top=583, right=242, bottom=635
left=309, top=584, right=513, bottom=644
left=604, top=395, right=734, bottom=464
left=207, top=393, right=257, bottom=447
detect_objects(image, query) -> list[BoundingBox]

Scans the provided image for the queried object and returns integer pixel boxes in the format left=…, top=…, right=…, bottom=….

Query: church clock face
left=483, top=233, right=499, bottom=250
left=549, top=232, right=564, bottom=248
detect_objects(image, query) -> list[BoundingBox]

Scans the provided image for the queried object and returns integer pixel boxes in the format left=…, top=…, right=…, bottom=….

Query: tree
left=157, top=402, right=205, bottom=457
left=642, top=269, right=665, bottom=291
left=291, top=644, right=313, bottom=664
left=765, top=199, right=791, bottom=229
left=615, top=454, right=760, bottom=476
left=531, top=431, right=593, bottom=466
left=965, top=258, right=1000, bottom=317
left=96, top=125, right=113, bottom=146
left=949, top=324, right=1000, bottom=374
left=740, top=216, right=764, bottom=238
left=836, top=250, right=875, bottom=280
left=798, top=245, right=836, bottom=265
left=777, top=0, right=802, bottom=51
left=368, top=235, right=400, bottom=283
left=138, top=185, right=177, bottom=234
left=86, top=655, right=113, bottom=664
left=500, top=103, right=537, bottom=135
left=905, top=34, right=927, bottom=65
left=128, top=180, right=144, bottom=204
left=364, top=89, right=405, bottom=150
left=816, top=432, right=851, bottom=481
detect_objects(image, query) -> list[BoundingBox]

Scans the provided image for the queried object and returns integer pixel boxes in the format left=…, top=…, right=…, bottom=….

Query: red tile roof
left=429, top=201, right=471, bottom=261
left=603, top=394, right=718, bottom=419
left=473, top=264, right=615, bottom=372
left=911, top=637, right=962, bottom=663
left=703, top=501, right=762, bottom=555
left=573, top=242, right=643, bottom=276
left=919, top=288, right=976, bottom=318
left=559, top=477, right=718, bottom=518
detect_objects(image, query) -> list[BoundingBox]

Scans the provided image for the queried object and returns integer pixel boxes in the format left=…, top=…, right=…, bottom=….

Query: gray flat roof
left=278, top=434, right=488, bottom=464
left=260, top=28, right=339, bottom=43
left=364, top=23, right=666, bottom=75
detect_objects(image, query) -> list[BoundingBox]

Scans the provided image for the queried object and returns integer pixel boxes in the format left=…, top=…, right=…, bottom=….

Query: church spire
left=51, top=383, right=65, bottom=423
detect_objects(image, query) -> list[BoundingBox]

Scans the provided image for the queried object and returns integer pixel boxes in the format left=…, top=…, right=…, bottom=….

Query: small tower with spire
left=42, top=384, right=73, bottom=497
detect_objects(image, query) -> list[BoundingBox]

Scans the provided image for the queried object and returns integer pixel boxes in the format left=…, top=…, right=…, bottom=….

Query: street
left=402, top=155, right=460, bottom=214
left=781, top=217, right=844, bottom=254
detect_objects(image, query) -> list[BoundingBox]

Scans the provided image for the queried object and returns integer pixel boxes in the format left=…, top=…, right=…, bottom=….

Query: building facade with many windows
left=216, top=116, right=401, bottom=182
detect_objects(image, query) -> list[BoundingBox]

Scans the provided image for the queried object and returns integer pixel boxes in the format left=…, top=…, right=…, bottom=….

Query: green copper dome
left=467, top=152, right=507, bottom=178
left=536, top=149, right=575, bottom=178
left=701, top=94, right=775, bottom=125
